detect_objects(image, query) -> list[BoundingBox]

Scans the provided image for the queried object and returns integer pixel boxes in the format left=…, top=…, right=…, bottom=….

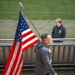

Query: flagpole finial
left=19, top=2, right=23, bottom=8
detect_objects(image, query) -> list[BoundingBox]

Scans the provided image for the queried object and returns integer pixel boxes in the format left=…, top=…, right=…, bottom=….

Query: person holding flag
left=34, top=33, right=57, bottom=75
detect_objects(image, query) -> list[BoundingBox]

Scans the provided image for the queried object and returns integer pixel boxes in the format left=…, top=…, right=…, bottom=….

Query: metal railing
left=0, top=38, right=75, bottom=71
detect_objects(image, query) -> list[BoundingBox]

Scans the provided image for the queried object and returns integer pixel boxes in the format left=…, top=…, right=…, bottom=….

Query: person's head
left=56, top=18, right=62, bottom=27
left=41, top=33, right=53, bottom=45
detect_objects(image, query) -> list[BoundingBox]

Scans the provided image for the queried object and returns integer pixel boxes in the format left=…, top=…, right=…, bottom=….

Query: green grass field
left=0, top=0, right=75, bottom=20
left=0, top=0, right=75, bottom=38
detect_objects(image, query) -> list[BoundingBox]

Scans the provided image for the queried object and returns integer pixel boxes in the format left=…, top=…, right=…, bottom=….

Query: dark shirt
left=52, top=25, right=66, bottom=42
left=34, top=42, right=56, bottom=75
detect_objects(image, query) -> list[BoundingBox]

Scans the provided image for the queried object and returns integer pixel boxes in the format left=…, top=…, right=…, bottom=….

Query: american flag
left=2, top=12, right=40, bottom=75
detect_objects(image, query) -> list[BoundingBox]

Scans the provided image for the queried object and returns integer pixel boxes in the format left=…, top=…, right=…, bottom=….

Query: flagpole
left=19, top=2, right=41, bottom=38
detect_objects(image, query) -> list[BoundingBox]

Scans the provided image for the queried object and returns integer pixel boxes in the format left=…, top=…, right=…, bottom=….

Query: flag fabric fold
left=2, top=11, right=40, bottom=75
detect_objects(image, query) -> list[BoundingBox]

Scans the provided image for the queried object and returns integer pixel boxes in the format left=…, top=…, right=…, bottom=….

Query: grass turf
left=0, top=0, right=75, bottom=19
left=0, top=0, right=75, bottom=38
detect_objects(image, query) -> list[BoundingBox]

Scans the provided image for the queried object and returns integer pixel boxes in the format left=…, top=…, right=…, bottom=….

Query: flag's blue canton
left=15, top=12, right=30, bottom=42
left=20, top=12, right=30, bottom=32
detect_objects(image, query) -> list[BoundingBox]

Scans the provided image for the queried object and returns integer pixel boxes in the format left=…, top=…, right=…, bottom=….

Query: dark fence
left=0, top=39, right=75, bottom=71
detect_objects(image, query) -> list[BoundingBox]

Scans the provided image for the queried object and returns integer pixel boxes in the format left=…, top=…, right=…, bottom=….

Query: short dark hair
left=41, top=33, right=49, bottom=41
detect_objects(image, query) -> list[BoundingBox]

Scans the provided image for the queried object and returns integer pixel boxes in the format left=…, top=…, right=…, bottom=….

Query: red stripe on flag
left=9, top=42, right=22, bottom=75
left=17, top=59, right=23, bottom=75
left=22, top=30, right=32, bottom=38
left=2, top=41, right=17, bottom=75
left=22, top=39, right=40, bottom=52
left=19, top=68, right=22, bottom=75
left=14, top=55, right=23, bottom=75
left=22, top=35, right=36, bottom=45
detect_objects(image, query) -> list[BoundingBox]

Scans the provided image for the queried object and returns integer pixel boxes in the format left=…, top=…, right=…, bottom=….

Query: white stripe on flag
left=22, top=37, right=38, bottom=49
left=12, top=49, right=22, bottom=75
left=22, top=29, right=31, bottom=35
left=6, top=42, right=20, bottom=75
left=16, top=60, right=23, bottom=75
left=22, top=33, right=34, bottom=42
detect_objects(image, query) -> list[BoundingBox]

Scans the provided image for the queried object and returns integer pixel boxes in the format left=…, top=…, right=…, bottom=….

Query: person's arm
left=62, top=27, right=66, bottom=38
left=41, top=47, right=57, bottom=75
left=52, top=27, right=55, bottom=38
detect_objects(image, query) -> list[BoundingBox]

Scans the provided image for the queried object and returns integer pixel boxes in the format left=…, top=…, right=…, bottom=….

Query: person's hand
left=54, top=73, right=57, bottom=75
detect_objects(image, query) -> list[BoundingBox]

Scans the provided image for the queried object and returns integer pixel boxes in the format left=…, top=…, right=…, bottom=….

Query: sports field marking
left=0, top=12, right=75, bottom=13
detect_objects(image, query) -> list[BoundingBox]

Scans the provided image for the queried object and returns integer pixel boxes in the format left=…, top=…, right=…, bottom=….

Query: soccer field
left=0, top=0, right=75, bottom=38
left=0, top=0, right=75, bottom=19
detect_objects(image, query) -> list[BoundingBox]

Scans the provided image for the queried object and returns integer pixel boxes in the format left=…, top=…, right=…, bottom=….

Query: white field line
left=0, top=12, right=75, bottom=13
